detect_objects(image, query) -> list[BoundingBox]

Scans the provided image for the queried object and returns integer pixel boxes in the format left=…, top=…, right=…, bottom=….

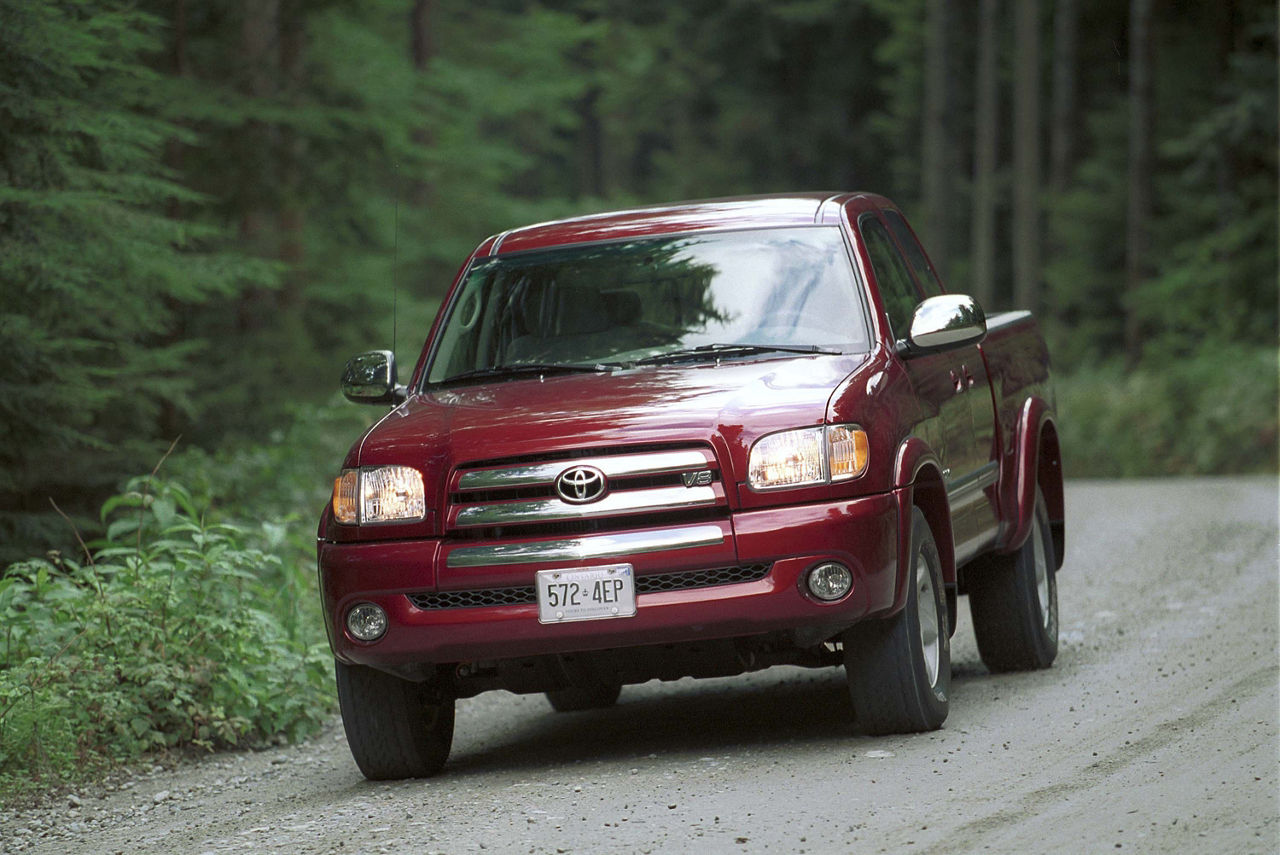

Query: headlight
left=332, top=466, right=426, bottom=524
left=747, top=425, right=868, bottom=490
left=748, top=427, right=826, bottom=489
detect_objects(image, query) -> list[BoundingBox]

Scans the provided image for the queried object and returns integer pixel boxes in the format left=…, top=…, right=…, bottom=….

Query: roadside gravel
left=2, top=478, right=1276, bottom=854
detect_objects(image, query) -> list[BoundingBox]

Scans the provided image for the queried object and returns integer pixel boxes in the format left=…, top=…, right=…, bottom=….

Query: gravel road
left=2, top=478, right=1276, bottom=854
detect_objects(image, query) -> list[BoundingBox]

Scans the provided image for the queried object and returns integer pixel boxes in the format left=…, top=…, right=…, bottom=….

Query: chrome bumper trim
left=445, top=524, right=726, bottom=568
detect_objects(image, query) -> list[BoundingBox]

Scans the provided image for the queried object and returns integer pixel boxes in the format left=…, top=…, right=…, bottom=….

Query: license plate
left=536, top=564, right=636, bottom=624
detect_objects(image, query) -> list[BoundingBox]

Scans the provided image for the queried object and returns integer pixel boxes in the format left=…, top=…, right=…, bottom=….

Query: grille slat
left=449, top=444, right=723, bottom=533
left=406, top=564, right=771, bottom=611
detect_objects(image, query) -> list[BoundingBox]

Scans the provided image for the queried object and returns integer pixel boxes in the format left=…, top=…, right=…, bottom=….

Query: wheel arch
left=894, top=438, right=957, bottom=593
left=1002, top=397, right=1065, bottom=569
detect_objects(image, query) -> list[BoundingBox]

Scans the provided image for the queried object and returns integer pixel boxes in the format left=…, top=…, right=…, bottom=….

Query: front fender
left=893, top=437, right=956, bottom=591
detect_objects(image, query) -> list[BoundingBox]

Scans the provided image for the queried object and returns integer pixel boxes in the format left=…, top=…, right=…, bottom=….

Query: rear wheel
left=335, top=661, right=454, bottom=780
left=545, top=683, right=622, bottom=712
left=843, top=507, right=950, bottom=735
left=968, top=487, right=1059, bottom=672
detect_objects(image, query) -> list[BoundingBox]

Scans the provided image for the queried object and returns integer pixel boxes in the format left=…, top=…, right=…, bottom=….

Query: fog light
left=806, top=562, right=853, bottom=601
left=346, top=603, right=388, bottom=642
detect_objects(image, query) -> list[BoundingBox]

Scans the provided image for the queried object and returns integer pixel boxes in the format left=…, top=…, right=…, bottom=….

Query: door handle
left=950, top=366, right=977, bottom=394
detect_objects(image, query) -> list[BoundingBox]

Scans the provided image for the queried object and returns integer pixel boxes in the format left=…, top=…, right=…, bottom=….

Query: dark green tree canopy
left=1, top=0, right=1275, bottom=561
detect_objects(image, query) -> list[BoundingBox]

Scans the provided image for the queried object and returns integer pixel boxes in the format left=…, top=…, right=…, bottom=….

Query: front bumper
left=319, top=489, right=902, bottom=671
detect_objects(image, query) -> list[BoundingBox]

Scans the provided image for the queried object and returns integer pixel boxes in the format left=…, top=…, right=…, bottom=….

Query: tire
left=968, top=486, right=1059, bottom=672
left=335, top=660, right=455, bottom=780
left=843, top=507, right=951, bottom=735
left=545, top=683, right=622, bottom=712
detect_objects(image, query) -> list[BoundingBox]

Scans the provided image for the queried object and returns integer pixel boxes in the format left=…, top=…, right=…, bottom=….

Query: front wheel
left=843, top=507, right=951, bottom=735
left=968, top=487, right=1059, bottom=672
left=335, top=661, right=455, bottom=780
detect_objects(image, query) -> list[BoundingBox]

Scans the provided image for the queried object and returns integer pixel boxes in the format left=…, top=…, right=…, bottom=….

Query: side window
left=883, top=209, right=944, bottom=298
left=859, top=214, right=921, bottom=339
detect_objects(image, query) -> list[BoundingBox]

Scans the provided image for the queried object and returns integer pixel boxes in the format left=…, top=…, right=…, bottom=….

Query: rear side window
left=883, top=209, right=944, bottom=298
left=858, top=214, right=921, bottom=340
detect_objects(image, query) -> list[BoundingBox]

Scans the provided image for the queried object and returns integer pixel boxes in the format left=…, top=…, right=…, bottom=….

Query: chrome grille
left=406, top=564, right=771, bottom=611
left=457, top=450, right=709, bottom=490
left=449, top=446, right=724, bottom=532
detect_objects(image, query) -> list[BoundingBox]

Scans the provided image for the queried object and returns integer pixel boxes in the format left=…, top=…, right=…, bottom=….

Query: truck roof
left=481, top=192, right=887, bottom=256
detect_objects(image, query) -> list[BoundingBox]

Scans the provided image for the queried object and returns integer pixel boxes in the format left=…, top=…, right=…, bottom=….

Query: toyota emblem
left=555, top=465, right=607, bottom=504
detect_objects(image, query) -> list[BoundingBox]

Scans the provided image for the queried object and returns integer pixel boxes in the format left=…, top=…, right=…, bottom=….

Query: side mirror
left=341, top=350, right=407, bottom=405
left=896, top=294, right=987, bottom=358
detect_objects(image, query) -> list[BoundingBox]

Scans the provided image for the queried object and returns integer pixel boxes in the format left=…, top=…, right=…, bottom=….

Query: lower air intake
left=407, top=563, right=771, bottom=611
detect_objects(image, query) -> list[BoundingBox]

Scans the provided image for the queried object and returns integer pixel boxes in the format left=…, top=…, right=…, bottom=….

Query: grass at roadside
left=1056, top=347, right=1278, bottom=477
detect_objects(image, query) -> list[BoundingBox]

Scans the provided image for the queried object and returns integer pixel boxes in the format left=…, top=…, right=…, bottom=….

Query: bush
left=0, top=475, right=334, bottom=794
left=1056, top=347, right=1279, bottom=477
left=161, top=397, right=379, bottom=631
left=165, top=396, right=377, bottom=559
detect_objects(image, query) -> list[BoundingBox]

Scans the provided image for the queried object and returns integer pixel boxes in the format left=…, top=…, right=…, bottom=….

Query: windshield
left=424, top=226, right=870, bottom=384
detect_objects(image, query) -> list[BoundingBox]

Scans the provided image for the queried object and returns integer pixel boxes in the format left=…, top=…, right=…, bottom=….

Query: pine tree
left=0, top=0, right=259, bottom=562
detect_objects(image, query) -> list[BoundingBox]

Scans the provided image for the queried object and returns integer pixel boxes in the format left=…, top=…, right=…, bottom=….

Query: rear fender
left=1000, top=398, right=1065, bottom=568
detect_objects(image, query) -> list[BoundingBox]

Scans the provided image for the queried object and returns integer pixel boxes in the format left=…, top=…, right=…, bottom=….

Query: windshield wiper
left=439, top=363, right=614, bottom=386
left=633, top=343, right=841, bottom=366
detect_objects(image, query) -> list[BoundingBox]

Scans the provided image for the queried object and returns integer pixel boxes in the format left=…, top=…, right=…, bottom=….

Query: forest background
left=0, top=0, right=1276, bottom=793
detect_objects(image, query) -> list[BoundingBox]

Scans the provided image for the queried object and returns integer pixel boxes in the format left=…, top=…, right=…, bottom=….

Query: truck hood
left=355, top=353, right=870, bottom=482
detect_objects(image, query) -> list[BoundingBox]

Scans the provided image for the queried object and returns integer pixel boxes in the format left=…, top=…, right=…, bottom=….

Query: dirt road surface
left=2, top=478, right=1276, bottom=854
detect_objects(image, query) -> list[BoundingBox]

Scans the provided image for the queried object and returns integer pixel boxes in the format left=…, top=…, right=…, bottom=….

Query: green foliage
left=1042, top=100, right=1130, bottom=367
left=1043, top=1, right=1277, bottom=373
left=1056, top=347, right=1279, bottom=477
left=0, top=475, right=332, bottom=793
left=165, top=396, right=381, bottom=574
left=0, top=0, right=269, bottom=562
left=1140, top=22, right=1279, bottom=354
left=864, top=0, right=925, bottom=206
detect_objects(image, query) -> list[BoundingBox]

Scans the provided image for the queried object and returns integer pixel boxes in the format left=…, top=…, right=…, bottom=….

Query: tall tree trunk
left=409, top=0, right=435, bottom=209
left=970, top=0, right=999, bottom=307
left=237, top=0, right=278, bottom=333
left=160, top=0, right=190, bottom=440
left=411, top=0, right=434, bottom=70
left=1012, top=0, right=1041, bottom=313
left=1050, top=0, right=1079, bottom=192
left=241, top=0, right=275, bottom=98
left=279, top=0, right=306, bottom=306
left=164, top=0, right=188, bottom=221
left=1213, top=2, right=1238, bottom=263
left=239, top=0, right=277, bottom=248
left=1125, top=0, right=1155, bottom=364
left=923, top=0, right=955, bottom=283
left=577, top=86, right=605, bottom=198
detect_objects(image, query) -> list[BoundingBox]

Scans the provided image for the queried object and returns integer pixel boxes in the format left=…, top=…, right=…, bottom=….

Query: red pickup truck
left=318, top=193, right=1064, bottom=780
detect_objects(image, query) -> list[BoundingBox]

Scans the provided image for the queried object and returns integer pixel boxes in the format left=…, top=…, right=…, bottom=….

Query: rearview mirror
left=897, top=294, right=987, bottom=357
left=341, top=350, right=407, bottom=405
